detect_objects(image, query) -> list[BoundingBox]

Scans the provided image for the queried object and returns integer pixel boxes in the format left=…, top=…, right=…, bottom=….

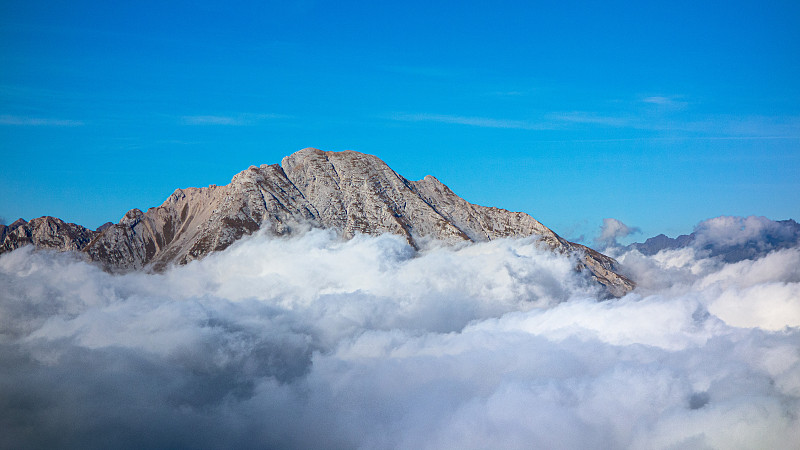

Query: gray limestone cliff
left=1, top=217, right=97, bottom=255
left=1, top=148, right=634, bottom=296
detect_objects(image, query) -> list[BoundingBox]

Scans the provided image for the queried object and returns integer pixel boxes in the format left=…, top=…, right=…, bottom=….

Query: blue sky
left=2, top=0, right=799, bottom=244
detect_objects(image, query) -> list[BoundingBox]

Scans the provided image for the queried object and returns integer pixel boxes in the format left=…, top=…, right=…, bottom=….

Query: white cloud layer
left=1, top=228, right=798, bottom=449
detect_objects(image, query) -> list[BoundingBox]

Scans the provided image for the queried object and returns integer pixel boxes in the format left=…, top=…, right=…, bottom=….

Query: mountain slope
left=1, top=217, right=97, bottom=254
left=1, top=148, right=634, bottom=296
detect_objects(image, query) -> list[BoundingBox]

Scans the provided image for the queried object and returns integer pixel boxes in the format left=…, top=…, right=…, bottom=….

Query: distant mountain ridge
left=1, top=148, right=634, bottom=296
left=628, top=216, right=800, bottom=262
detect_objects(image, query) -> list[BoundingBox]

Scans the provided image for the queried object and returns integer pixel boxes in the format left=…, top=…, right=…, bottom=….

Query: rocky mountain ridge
left=1, top=148, right=634, bottom=296
left=627, top=217, right=800, bottom=263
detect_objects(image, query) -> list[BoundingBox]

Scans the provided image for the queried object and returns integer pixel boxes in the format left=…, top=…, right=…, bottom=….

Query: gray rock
left=0, top=216, right=97, bottom=255
left=1, top=148, right=634, bottom=296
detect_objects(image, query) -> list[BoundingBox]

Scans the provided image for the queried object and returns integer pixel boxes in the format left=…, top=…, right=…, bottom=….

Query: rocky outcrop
left=1, top=217, right=97, bottom=255
left=1, top=148, right=634, bottom=296
left=83, top=163, right=320, bottom=271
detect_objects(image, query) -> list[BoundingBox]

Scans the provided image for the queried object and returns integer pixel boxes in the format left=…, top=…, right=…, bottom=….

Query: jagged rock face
left=1, top=217, right=97, bottom=255
left=281, top=149, right=632, bottom=296
left=84, top=163, right=319, bottom=271
left=1, top=148, right=634, bottom=296
left=281, top=149, right=472, bottom=244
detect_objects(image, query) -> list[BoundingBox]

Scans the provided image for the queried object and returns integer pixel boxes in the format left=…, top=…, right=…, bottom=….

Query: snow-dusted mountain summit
left=1, top=148, right=634, bottom=296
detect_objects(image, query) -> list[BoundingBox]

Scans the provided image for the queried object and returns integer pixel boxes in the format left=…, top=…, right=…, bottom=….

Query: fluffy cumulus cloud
left=1, top=227, right=799, bottom=449
left=597, top=217, right=641, bottom=248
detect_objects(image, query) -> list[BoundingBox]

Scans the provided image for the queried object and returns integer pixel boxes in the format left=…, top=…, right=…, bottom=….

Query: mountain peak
left=1, top=148, right=634, bottom=296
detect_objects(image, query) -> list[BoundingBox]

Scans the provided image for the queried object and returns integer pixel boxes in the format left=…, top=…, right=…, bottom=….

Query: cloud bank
left=1, top=227, right=798, bottom=449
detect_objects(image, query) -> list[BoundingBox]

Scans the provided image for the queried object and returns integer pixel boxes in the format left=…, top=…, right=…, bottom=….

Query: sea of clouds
left=1, top=218, right=799, bottom=449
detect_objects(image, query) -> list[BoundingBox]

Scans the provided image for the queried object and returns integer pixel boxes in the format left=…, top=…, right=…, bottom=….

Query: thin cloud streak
left=547, top=111, right=632, bottom=127
left=642, top=96, right=674, bottom=105
left=388, top=109, right=800, bottom=142
left=181, top=113, right=289, bottom=126
left=549, top=111, right=800, bottom=136
left=0, top=115, right=84, bottom=126
left=390, top=113, right=553, bottom=130
left=642, top=96, right=688, bottom=109
left=529, top=136, right=800, bottom=144
left=381, top=65, right=459, bottom=78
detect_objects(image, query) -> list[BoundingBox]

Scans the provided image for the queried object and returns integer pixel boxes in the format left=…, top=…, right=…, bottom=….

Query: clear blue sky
left=2, top=0, right=799, bottom=244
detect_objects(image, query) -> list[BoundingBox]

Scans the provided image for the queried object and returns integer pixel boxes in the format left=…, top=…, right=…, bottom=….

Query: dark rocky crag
left=1, top=148, right=635, bottom=296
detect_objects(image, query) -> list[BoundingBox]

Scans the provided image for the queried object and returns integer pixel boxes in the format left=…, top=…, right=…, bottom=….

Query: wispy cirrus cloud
left=391, top=110, right=642, bottom=130
left=389, top=113, right=553, bottom=130
left=487, top=90, right=526, bottom=97
left=381, top=65, right=460, bottom=78
left=551, top=110, right=800, bottom=138
left=389, top=106, right=800, bottom=140
left=0, top=115, right=84, bottom=126
left=180, top=113, right=289, bottom=126
left=642, top=95, right=689, bottom=110
left=182, top=115, right=245, bottom=126
left=546, top=111, right=632, bottom=127
left=708, top=114, right=800, bottom=138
